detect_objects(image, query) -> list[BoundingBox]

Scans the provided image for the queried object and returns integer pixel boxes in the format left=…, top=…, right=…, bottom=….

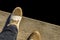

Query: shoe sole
left=12, top=7, right=23, bottom=17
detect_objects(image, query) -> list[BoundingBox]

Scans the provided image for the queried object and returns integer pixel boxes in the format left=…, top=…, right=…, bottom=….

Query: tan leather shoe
left=28, top=31, right=41, bottom=40
left=8, top=7, right=23, bottom=30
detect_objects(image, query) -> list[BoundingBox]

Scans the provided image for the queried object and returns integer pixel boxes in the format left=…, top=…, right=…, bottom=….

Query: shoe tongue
left=11, top=15, right=22, bottom=21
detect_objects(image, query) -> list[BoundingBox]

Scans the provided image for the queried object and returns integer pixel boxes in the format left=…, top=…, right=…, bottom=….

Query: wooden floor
left=0, top=10, right=60, bottom=40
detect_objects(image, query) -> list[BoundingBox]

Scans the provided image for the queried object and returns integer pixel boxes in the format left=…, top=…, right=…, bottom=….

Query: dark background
left=0, top=0, right=59, bottom=25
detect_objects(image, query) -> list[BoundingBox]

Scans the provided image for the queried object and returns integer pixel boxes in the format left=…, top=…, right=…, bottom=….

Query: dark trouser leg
left=0, top=25, right=18, bottom=40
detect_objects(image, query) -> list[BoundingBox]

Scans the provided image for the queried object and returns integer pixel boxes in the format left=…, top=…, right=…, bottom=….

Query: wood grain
left=0, top=10, right=60, bottom=40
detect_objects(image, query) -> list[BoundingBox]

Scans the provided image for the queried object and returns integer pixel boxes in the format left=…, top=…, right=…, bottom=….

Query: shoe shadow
left=2, top=14, right=11, bottom=31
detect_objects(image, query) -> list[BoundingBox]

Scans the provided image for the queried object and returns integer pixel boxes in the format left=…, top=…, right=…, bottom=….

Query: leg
left=0, top=25, right=18, bottom=40
left=0, top=7, right=23, bottom=40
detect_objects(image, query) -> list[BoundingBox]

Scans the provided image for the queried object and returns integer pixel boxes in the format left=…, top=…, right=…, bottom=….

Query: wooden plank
left=0, top=10, right=60, bottom=40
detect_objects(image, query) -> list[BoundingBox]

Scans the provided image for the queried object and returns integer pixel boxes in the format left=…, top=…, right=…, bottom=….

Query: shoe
left=28, top=31, right=41, bottom=40
left=8, top=7, right=23, bottom=30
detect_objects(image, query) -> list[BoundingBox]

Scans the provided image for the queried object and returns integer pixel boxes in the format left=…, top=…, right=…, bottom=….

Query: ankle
left=7, top=23, right=19, bottom=30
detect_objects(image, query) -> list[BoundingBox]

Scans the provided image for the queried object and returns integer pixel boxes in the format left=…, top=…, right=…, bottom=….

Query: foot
left=7, top=7, right=23, bottom=30
left=28, top=31, right=41, bottom=40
